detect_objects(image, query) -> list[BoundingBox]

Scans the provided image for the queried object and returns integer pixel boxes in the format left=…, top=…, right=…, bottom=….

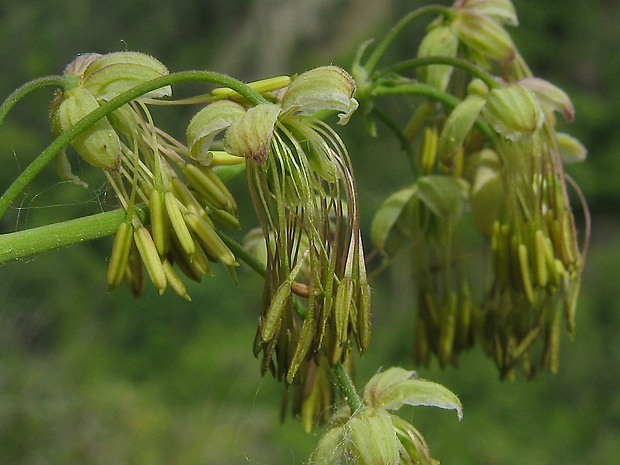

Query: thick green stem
left=364, top=5, right=451, bottom=74
left=381, top=55, right=500, bottom=90
left=0, top=71, right=268, bottom=219
left=0, top=205, right=147, bottom=264
left=333, top=362, right=363, bottom=413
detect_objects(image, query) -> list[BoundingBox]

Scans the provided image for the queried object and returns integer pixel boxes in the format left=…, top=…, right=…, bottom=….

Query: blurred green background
left=1, top=1, right=619, bottom=464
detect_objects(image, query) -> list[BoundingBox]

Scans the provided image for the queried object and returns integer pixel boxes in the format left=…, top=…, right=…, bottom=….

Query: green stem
left=364, top=5, right=451, bottom=74
left=372, top=82, right=494, bottom=141
left=0, top=71, right=268, bottom=219
left=333, top=362, right=363, bottom=413
left=381, top=55, right=500, bottom=90
left=0, top=205, right=147, bottom=264
left=0, top=75, right=74, bottom=127
left=219, top=230, right=266, bottom=278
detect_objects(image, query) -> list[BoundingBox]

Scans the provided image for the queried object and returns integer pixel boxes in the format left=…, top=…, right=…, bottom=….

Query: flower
left=50, top=52, right=239, bottom=300
left=187, top=66, right=369, bottom=385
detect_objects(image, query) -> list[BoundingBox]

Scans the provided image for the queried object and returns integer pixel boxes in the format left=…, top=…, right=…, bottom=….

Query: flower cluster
left=187, top=67, right=370, bottom=390
left=50, top=52, right=239, bottom=300
left=362, top=0, right=586, bottom=377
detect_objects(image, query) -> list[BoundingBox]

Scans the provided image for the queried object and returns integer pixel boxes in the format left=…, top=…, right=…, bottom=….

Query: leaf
left=363, top=367, right=463, bottom=420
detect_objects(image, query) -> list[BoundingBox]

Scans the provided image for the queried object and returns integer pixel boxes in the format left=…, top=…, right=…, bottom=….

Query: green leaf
left=363, top=367, right=463, bottom=420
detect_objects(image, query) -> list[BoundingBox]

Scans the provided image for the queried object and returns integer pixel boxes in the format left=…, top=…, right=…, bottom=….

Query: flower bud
left=186, top=100, right=247, bottom=164
left=482, top=83, right=544, bottom=140
left=79, top=51, right=172, bottom=101
left=347, top=410, right=399, bottom=465
left=556, top=132, right=587, bottom=163
left=518, top=77, right=574, bottom=122
left=280, top=66, right=358, bottom=124
left=63, top=53, right=101, bottom=78
left=390, top=415, right=433, bottom=465
left=309, top=424, right=345, bottom=465
left=454, top=0, right=519, bottom=26
left=224, top=103, right=280, bottom=165
left=50, top=86, right=121, bottom=170
left=436, top=94, right=486, bottom=166
left=467, top=78, right=490, bottom=97
left=417, top=26, right=459, bottom=91
left=452, top=10, right=516, bottom=61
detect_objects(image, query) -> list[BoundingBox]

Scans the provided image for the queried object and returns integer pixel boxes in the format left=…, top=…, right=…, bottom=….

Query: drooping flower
left=50, top=52, right=239, bottom=300
left=187, top=66, right=369, bottom=385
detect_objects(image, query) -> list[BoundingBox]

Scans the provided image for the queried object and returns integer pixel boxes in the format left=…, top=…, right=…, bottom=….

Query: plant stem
left=364, top=5, right=451, bottom=74
left=333, top=362, right=363, bottom=413
left=0, top=205, right=147, bottom=264
left=372, top=82, right=494, bottom=141
left=0, top=71, right=268, bottom=219
left=381, top=55, right=500, bottom=90
left=219, top=230, right=266, bottom=278
left=0, top=75, right=74, bottom=127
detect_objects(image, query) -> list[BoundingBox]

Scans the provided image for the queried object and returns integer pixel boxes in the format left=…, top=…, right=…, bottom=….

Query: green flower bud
left=482, top=83, right=544, bottom=140
left=436, top=94, right=486, bottom=166
left=391, top=415, right=433, bottom=465
left=467, top=78, right=490, bottom=97
left=224, top=103, right=280, bottom=165
left=452, top=10, right=516, bottom=61
left=186, top=100, right=247, bottom=164
left=556, top=132, right=587, bottom=163
left=417, top=26, right=459, bottom=91
left=309, top=424, right=346, bottom=465
left=63, top=53, right=101, bottom=78
left=347, top=410, right=399, bottom=465
left=518, top=77, right=575, bottom=122
left=50, top=86, right=121, bottom=170
left=454, top=0, right=519, bottom=26
left=280, top=66, right=358, bottom=125
left=78, top=51, right=171, bottom=101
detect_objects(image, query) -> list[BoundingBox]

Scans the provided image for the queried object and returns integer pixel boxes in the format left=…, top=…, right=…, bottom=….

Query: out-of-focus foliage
left=0, top=1, right=619, bottom=464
